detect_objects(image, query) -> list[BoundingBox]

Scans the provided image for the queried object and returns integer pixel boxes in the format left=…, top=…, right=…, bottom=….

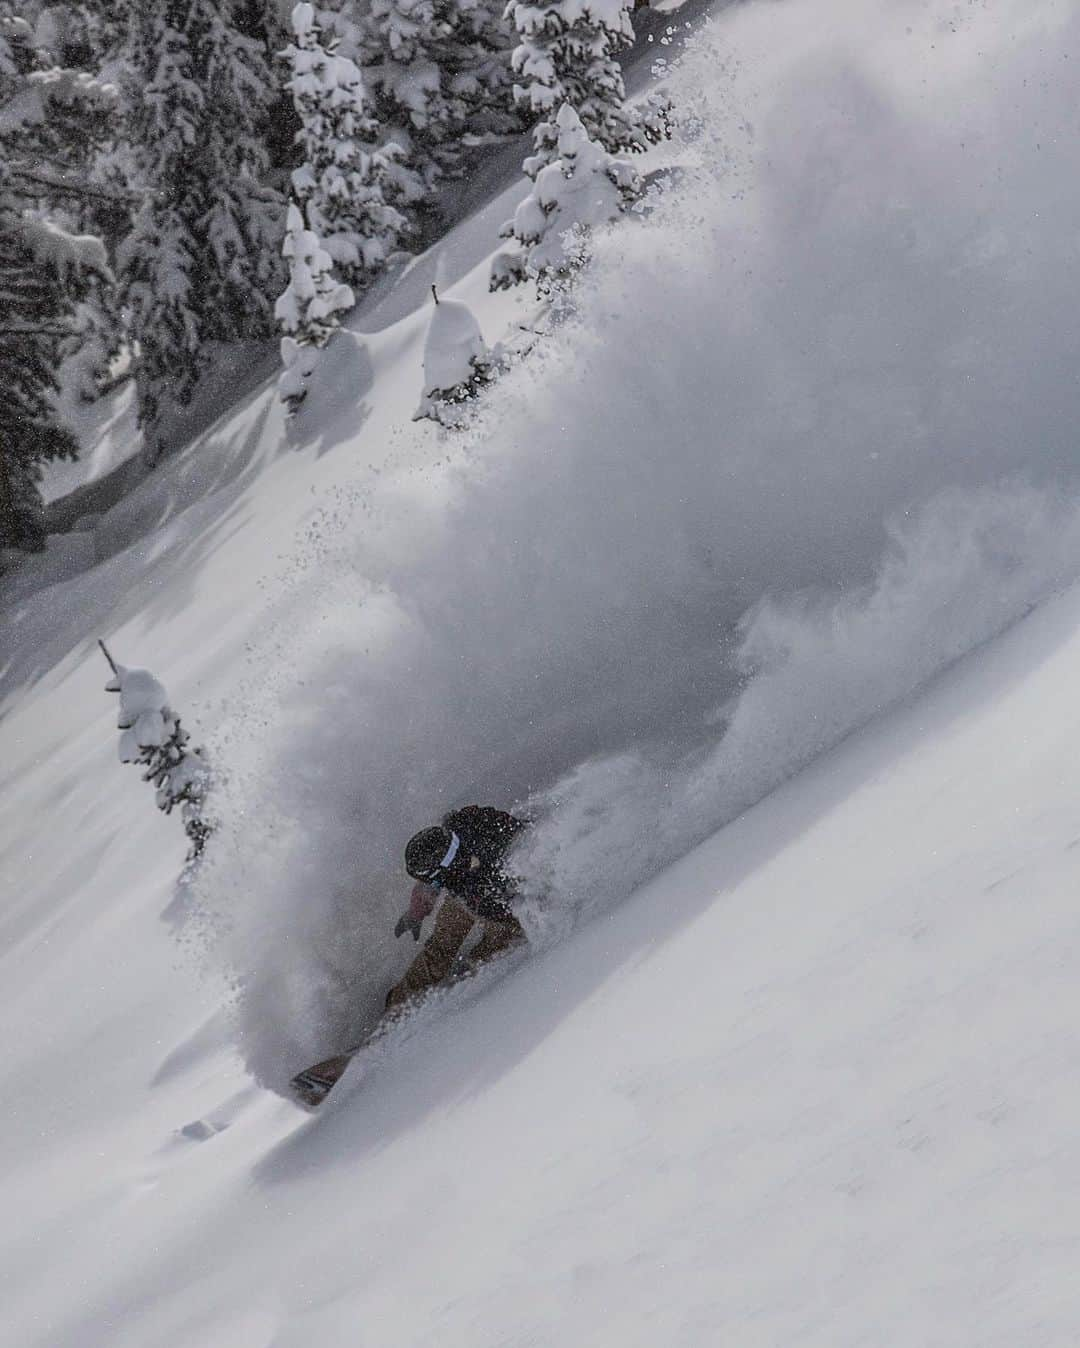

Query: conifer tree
left=445, top=0, right=522, bottom=144
left=0, top=10, right=114, bottom=550
left=413, top=284, right=498, bottom=425
left=27, top=4, right=129, bottom=403
left=100, top=644, right=213, bottom=864
left=346, top=0, right=520, bottom=225
left=492, top=101, right=641, bottom=291
left=275, top=202, right=354, bottom=411
left=283, top=2, right=410, bottom=290
left=506, top=0, right=669, bottom=175
left=233, top=0, right=300, bottom=180
left=0, top=221, right=109, bottom=550
left=117, top=1, right=285, bottom=453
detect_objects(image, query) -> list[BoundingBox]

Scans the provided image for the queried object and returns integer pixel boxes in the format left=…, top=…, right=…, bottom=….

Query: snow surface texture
left=22, top=571, right=1080, bottom=1345
left=206, top=0, right=1080, bottom=1086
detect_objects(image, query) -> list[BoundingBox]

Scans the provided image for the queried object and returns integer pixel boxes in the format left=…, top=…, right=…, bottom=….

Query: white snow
left=106, top=663, right=170, bottom=745
left=4, top=1, right=1080, bottom=1345
left=16, top=214, right=110, bottom=280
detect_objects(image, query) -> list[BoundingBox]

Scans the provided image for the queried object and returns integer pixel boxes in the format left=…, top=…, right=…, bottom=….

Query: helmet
left=405, top=826, right=454, bottom=881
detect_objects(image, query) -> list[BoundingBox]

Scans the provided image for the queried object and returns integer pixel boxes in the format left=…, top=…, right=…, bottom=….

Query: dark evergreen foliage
left=117, top=1, right=286, bottom=449
left=0, top=9, right=113, bottom=551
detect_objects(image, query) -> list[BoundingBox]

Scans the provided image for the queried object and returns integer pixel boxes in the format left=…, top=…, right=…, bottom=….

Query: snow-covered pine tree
left=101, top=644, right=212, bottom=864
left=283, top=2, right=410, bottom=291
left=22, top=5, right=129, bottom=403
left=0, top=219, right=109, bottom=551
left=506, top=0, right=669, bottom=175
left=442, top=0, right=523, bottom=149
left=117, top=1, right=285, bottom=453
left=413, top=283, right=497, bottom=425
left=345, top=0, right=520, bottom=228
left=491, top=101, right=642, bottom=291
left=234, top=0, right=300, bottom=179
left=0, top=10, right=119, bottom=247
left=0, top=10, right=114, bottom=551
left=275, top=201, right=354, bottom=411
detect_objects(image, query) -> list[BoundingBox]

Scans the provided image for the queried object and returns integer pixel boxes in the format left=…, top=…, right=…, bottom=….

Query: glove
left=394, top=910, right=423, bottom=942
left=394, top=881, right=439, bottom=941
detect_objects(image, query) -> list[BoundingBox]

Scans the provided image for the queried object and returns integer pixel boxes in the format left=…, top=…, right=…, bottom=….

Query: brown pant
left=384, top=894, right=526, bottom=1012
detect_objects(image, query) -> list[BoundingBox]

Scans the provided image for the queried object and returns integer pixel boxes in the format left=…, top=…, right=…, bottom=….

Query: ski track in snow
left=3, top=1, right=1080, bottom=1344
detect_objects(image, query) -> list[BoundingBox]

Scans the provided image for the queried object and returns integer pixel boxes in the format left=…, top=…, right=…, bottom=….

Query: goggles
left=419, top=831, right=459, bottom=884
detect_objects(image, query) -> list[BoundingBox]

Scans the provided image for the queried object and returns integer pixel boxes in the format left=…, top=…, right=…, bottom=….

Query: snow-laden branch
left=6, top=160, right=139, bottom=205
left=0, top=64, right=117, bottom=136
left=15, top=215, right=111, bottom=283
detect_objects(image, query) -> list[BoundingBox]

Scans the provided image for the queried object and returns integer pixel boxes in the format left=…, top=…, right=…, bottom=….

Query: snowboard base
left=290, top=1051, right=359, bottom=1108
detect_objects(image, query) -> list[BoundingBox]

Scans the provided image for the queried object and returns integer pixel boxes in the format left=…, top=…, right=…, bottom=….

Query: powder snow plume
left=201, top=0, right=1080, bottom=1086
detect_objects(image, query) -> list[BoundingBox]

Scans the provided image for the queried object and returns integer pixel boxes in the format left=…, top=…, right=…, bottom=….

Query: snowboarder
left=290, top=804, right=529, bottom=1107
left=386, top=805, right=530, bottom=1011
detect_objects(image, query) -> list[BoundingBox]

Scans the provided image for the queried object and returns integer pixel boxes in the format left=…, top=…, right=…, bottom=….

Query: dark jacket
left=438, top=805, right=529, bottom=919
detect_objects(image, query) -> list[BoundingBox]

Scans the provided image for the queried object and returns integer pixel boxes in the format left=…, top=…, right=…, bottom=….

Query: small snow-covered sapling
left=414, top=284, right=501, bottom=426
left=274, top=202, right=355, bottom=412
left=491, top=103, right=643, bottom=293
left=99, top=640, right=212, bottom=865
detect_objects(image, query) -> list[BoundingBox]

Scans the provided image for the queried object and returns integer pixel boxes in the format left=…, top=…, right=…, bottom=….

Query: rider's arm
left=393, top=880, right=440, bottom=941
left=408, top=880, right=440, bottom=922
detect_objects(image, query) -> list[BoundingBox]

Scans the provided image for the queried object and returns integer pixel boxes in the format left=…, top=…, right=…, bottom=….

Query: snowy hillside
left=3, top=0, right=1080, bottom=1344
left=14, top=556, right=1080, bottom=1347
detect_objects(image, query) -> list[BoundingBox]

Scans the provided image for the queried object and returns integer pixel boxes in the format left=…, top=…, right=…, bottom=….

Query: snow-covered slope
left=9, top=504, right=1080, bottom=1348
left=3, top=1, right=1080, bottom=1344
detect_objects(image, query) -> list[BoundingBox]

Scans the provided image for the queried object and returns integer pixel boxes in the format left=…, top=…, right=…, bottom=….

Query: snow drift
left=202, top=0, right=1080, bottom=1085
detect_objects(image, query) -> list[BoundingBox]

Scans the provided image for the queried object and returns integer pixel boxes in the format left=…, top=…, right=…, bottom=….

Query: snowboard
left=290, top=1048, right=363, bottom=1108
left=289, top=944, right=529, bottom=1107
left=290, top=1006, right=411, bottom=1108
